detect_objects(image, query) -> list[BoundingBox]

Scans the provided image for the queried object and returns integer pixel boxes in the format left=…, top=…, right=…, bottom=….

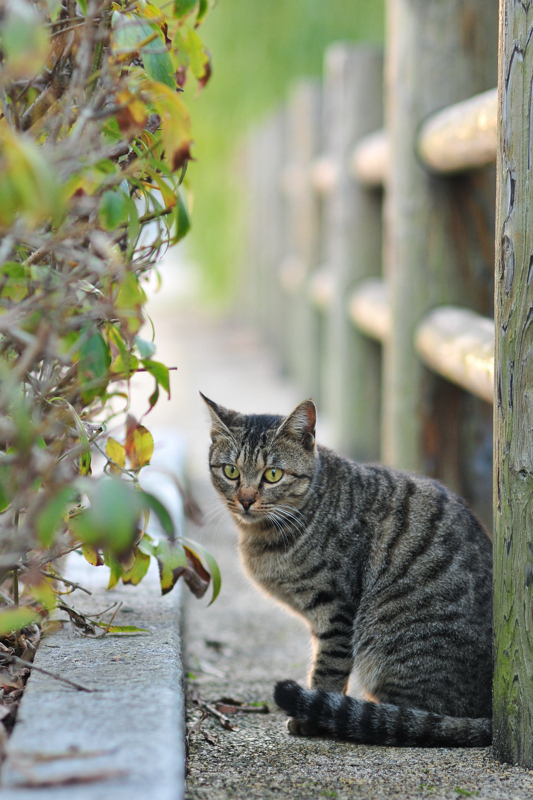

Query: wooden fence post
left=244, top=128, right=263, bottom=328
left=383, top=0, right=498, bottom=481
left=280, top=81, right=323, bottom=399
left=493, top=0, right=533, bottom=767
left=321, top=45, right=384, bottom=460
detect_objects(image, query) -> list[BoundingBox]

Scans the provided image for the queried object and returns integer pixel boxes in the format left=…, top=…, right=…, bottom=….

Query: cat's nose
left=239, top=497, right=255, bottom=511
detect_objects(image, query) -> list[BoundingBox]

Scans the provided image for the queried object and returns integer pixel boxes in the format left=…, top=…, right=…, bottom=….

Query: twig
left=1, top=653, right=97, bottom=693
left=100, top=601, right=121, bottom=635
left=39, top=571, right=92, bottom=596
left=0, top=589, right=14, bottom=606
left=196, top=699, right=239, bottom=732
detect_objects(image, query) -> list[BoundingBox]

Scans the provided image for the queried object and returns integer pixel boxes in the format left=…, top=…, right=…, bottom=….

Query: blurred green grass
left=183, top=0, right=384, bottom=302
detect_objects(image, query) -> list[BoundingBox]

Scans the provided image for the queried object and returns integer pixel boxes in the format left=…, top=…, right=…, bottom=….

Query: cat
left=202, top=393, right=492, bottom=747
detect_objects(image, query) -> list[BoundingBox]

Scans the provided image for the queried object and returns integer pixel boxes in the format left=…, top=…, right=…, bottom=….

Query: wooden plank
left=415, top=307, right=494, bottom=404
left=351, top=88, right=497, bottom=187
left=493, top=0, right=533, bottom=768
left=419, top=88, right=497, bottom=174
left=310, top=156, right=338, bottom=196
left=252, top=115, right=289, bottom=363
left=308, top=267, right=334, bottom=312
left=319, top=44, right=384, bottom=460
left=281, top=82, right=323, bottom=399
left=351, top=129, right=389, bottom=187
left=348, top=278, right=390, bottom=342
left=383, top=0, right=498, bottom=496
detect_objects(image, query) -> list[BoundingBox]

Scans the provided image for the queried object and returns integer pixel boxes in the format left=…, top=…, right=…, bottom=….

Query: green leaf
left=101, top=116, right=123, bottom=145
left=123, top=193, right=141, bottom=248
left=99, top=190, right=128, bottom=231
left=148, top=381, right=160, bottom=411
left=135, top=336, right=156, bottom=359
left=138, top=533, right=157, bottom=557
left=110, top=351, right=139, bottom=379
left=172, top=190, right=191, bottom=244
left=112, top=12, right=176, bottom=89
left=29, top=579, right=56, bottom=611
left=116, top=272, right=145, bottom=335
left=141, top=491, right=175, bottom=539
left=182, top=537, right=221, bottom=605
left=142, top=42, right=176, bottom=90
left=174, top=0, right=198, bottom=18
left=36, top=487, right=78, bottom=548
left=0, top=261, right=28, bottom=301
left=196, top=0, right=208, bottom=25
left=77, top=332, right=111, bottom=405
left=121, top=547, right=151, bottom=585
left=71, top=479, right=144, bottom=555
left=92, top=621, right=150, bottom=634
left=183, top=29, right=207, bottom=79
left=0, top=462, right=13, bottom=514
left=76, top=0, right=88, bottom=14
left=142, top=359, right=170, bottom=397
left=103, top=550, right=124, bottom=589
left=46, top=0, right=63, bottom=21
left=156, top=539, right=187, bottom=595
left=0, top=606, right=38, bottom=636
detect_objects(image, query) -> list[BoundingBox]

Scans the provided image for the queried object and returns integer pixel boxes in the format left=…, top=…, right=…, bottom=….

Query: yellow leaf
left=148, top=171, right=177, bottom=209
left=131, top=425, right=154, bottom=470
left=82, top=544, right=104, bottom=566
left=141, top=79, right=193, bottom=172
left=105, top=436, right=126, bottom=474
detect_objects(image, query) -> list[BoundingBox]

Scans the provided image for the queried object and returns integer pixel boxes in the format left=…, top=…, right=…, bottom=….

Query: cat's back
left=331, top=458, right=493, bottom=717
left=317, top=447, right=491, bottom=573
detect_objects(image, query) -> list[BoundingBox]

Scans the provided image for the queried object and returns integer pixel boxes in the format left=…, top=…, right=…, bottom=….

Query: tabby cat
left=202, top=393, right=492, bottom=747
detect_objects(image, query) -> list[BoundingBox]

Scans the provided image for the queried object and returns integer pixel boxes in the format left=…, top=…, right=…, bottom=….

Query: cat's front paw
left=287, top=717, right=322, bottom=737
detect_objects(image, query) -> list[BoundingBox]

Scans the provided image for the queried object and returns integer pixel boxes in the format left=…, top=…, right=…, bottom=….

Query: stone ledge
left=0, top=430, right=187, bottom=800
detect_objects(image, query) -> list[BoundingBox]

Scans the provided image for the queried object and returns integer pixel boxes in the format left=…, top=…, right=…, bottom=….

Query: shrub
left=0, top=0, right=219, bottom=633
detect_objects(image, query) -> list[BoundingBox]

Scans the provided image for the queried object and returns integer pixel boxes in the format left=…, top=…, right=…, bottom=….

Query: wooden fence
left=244, top=0, right=533, bottom=767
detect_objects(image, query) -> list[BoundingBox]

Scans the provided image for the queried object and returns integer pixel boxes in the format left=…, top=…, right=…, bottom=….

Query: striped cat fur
left=202, top=394, right=492, bottom=747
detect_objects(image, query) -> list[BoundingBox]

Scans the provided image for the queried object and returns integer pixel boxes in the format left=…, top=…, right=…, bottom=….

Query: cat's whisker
left=265, top=511, right=290, bottom=549
left=273, top=505, right=307, bottom=536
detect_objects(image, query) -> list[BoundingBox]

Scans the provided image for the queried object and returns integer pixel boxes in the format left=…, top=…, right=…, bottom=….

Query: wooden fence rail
left=244, top=0, right=531, bottom=766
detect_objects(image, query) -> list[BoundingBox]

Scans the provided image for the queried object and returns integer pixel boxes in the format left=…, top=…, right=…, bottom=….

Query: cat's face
left=202, top=394, right=317, bottom=530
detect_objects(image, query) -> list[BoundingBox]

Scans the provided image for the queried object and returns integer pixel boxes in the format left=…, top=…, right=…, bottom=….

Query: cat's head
left=201, top=393, right=317, bottom=529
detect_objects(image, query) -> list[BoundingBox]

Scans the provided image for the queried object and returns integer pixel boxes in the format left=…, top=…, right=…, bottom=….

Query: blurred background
left=136, top=0, right=498, bottom=536
left=135, top=0, right=385, bottom=467
left=180, top=0, right=384, bottom=301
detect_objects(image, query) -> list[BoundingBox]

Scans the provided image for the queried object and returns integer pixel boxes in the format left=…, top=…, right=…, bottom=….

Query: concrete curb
left=0, top=431, right=187, bottom=800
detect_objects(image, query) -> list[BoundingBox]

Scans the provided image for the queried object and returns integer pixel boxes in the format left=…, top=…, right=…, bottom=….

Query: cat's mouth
left=231, top=504, right=263, bottom=524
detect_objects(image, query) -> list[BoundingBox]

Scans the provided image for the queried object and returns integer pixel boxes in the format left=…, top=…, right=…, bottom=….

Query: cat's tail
left=274, top=680, right=491, bottom=747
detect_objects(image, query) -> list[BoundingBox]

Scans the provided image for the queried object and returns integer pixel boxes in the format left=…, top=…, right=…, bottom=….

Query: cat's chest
left=237, top=537, right=335, bottom=629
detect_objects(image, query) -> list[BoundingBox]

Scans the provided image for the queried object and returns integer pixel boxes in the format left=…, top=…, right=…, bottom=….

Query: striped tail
left=274, top=680, right=491, bottom=747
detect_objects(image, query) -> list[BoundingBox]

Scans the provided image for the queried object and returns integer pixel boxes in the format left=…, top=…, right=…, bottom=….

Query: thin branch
left=39, top=571, right=92, bottom=596
left=1, top=653, right=97, bottom=693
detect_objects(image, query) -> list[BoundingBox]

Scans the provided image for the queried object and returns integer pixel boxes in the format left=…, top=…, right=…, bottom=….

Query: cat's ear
left=200, top=392, right=238, bottom=442
left=275, top=400, right=316, bottom=451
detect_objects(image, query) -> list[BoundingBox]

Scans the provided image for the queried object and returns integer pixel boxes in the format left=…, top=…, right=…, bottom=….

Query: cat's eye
left=223, top=464, right=240, bottom=480
left=264, top=468, right=283, bottom=484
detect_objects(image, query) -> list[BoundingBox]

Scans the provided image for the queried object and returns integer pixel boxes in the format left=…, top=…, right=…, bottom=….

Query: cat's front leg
left=309, top=627, right=354, bottom=693
left=287, top=626, right=354, bottom=737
